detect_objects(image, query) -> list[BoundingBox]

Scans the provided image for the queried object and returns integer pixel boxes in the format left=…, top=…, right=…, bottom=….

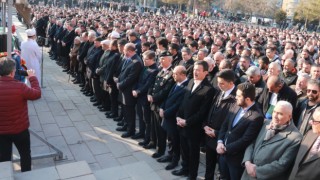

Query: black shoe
left=92, top=102, right=100, bottom=106
left=62, top=69, right=69, bottom=72
left=138, top=140, right=149, bottom=146
left=172, top=168, right=188, bottom=176
left=86, top=92, right=93, bottom=97
left=131, top=133, right=144, bottom=140
left=90, top=98, right=97, bottom=102
left=143, top=142, right=156, bottom=149
left=73, top=80, right=80, bottom=84
left=157, top=155, right=172, bottom=163
left=117, top=122, right=124, bottom=126
left=121, top=132, right=134, bottom=138
left=165, top=162, right=178, bottom=170
left=106, top=113, right=118, bottom=118
left=79, top=84, right=85, bottom=87
left=113, top=116, right=123, bottom=122
left=80, top=88, right=86, bottom=92
left=116, top=126, right=127, bottom=132
left=152, top=152, right=164, bottom=158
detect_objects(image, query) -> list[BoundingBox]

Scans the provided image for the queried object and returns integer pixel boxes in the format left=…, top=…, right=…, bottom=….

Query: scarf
left=264, top=121, right=290, bottom=141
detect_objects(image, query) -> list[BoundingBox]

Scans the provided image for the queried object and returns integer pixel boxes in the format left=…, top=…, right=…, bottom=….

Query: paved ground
left=11, top=15, right=207, bottom=179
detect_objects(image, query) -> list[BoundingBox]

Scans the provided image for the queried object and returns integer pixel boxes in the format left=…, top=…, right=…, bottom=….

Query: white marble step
left=0, top=161, right=14, bottom=180
left=94, top=161, right=162, bottom=180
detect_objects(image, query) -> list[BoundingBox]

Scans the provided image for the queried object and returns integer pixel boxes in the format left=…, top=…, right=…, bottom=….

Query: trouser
left=136, top=99, right=151, bottom=140
left=101, top=89, right=111, bottom=110
left=109, top=85, right=119, bottom=115
left=180, top=134, right=201, bottom=179
left=124, top=105, right=136, bottom=133
left=151, top=110, right=166, bottom=154
left=167, top=129, right=180, bottom=163
left=205, top=144, right=218, bottom=180
left=92, top=77, right=103, bottom=104
left=0, top=129, right=31, bottom=172
left=219, top=155, right=244, bottom=180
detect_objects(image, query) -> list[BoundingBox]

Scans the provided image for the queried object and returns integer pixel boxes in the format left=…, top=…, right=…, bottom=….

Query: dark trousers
left=0, top=129, right=31, bottom=172
left=151, top=110, right=166, bottom=154
left=205, top=144, right=218, bottom=180
left=180, top=134, right=201, bottom=179
left=92, top=78, right=103, bottom=104
left=109, top=85, right=119, bottom=115
left=124, top=105, right=136, bottom=133
left=167, top=129, right=180, bottom=163
left=136, top=99, right=151, bottom=141
left=219, top=155, right=244, bottom=180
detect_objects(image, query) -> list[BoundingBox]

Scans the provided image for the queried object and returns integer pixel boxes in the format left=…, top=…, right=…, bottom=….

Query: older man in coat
left=241, top=101, right=302, bottom=180
left=289, top=107, right=320, bottom=180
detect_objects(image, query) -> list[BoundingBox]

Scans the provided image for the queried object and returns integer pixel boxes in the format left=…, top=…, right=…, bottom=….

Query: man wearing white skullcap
left=21, top=28, right=42, bottom=85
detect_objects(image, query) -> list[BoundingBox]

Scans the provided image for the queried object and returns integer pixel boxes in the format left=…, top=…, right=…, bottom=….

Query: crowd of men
left=27, top=4, right=320, bottom=180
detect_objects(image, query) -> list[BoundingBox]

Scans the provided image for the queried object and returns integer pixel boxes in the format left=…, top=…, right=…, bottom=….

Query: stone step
left=94, top=161, right=161, bottom=180
left=14, top=161, right=96, bottom=180
left=0, top=161, right=14, bottom=180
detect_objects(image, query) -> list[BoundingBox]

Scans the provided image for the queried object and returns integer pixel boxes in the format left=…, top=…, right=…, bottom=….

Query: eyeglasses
left=307, top=89, right=318, bottom=94
left=311, top=119, right=320, bottom=125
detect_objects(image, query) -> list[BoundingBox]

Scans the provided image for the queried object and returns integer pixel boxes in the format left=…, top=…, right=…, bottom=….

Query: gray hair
left=204, top=57, right=215, bottom=66
left=269, top=62, right=282, bottom=72
left=276, top=100, right=293, bottom=115
left=246, top=66, right=261, bottom=76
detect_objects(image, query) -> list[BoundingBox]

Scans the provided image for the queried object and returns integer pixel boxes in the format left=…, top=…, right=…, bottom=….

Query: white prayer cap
left=26, top=28, right=36, bottom=37
left=101, top=40, right=111, bottom=45
left=110, top=31, right=120, bottom=39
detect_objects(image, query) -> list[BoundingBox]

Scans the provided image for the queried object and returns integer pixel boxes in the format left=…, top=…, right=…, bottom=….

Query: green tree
left=295, top=0, right=320, bottom=28
left=275, top=9, right=287, bottom=24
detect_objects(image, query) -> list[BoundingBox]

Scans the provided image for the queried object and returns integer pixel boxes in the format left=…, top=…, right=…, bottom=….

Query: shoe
left=73, top=80, right=80, bottom=84
left=62, top=69, right=69, bottom=72
left=85, top=92, right=93, bottom=97
left=79, top=84, right=85, bottom=87
left=106, top=113, right=118, bottom=118
left=138, top=140, right=149, bottom=146
left=71, top=78, right=77, bottom=82
left=116, top=126, right=127, bottom=132
left=117, top=122, right=124, bottom=126
left=121, top=132, right=134, bottom=138
left=99, top=108, right=107, bottom=112
left=93, top=102, right=100, bottom=106
left=131, top=133, right=144, bottom=140
left=90, top=98, right=97, bottom=102
left=80, top=88, right=86, bottom=92
left=172, top=168, right=188, bottom=176
left=113, top=116, right=123, bottom=122
left=152, top=152, right=164, bottom=158
left=143, top=142, right=156, bottom=149
left=165, top=162, right=178, bottom=170
left=157, top=155, right=172, bottom=163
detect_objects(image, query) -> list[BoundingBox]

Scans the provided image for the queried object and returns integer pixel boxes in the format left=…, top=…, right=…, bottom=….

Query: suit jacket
left=204, top=87, right=237, bottom=149
left=241, top=121, right=302, bottom=180
left=179, top=58, right=194, bottom=79
left=161, top=80, right=189, bottom=134
left=103, top=50, right=121, bottom=85
left=289, top=130, right=320, bottom=180
left=177, top=78, right=216, bottom=139
left=218, top=103, right=264, bottom=166
left=258, top=83, right=297, bottom=116
left=118, top=54, right=143, bottom=106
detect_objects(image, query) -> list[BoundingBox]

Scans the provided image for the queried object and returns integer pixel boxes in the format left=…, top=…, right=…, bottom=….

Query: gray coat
left=241, top=120, right=302, bottom=180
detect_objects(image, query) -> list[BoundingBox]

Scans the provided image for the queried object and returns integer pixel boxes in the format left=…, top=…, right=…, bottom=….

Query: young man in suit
left=242, top=101, right=302, bottom=180
left=217, top=82, right=264, bottom=180
left=159, top=65, right=189, bottom=170
left=172, top=61, right=216, bottom=180
left=117, top=43, right=143, bottom=138
left=289, top=107, right=320, bottom=180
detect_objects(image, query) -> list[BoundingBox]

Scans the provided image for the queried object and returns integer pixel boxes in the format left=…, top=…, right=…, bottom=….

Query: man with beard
left=225, top=46, right=239, bottom=70
left=294, top=73, right=310, bottom=101
left=289, top=107, right=320, bottom=180
left=246, top=66, right=265, bottom=100
left=294, top=79, right=320, bottom=136
left=235, top=56, right=251, bottom=83
left=283, top=59, right=298, bottom=86
left=217, top=82, right=264, bottom=180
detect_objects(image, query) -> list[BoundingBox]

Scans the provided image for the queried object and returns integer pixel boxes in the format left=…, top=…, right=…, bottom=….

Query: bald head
left=173, top=65, right=187, bottom=83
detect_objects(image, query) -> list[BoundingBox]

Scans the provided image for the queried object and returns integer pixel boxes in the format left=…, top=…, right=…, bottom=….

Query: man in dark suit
left=258, top=75, right=297, bottom=120
left=117, top=43, right=143, bottom=138
left=61, top=22, right=76, bottom=72
left=289, top=107, right=320, bottom=180
left=172, top=61, right=216, bottom=180
left=132, top=50, right=159, bottom=144
left=179, top=47, right=195, bottom=79
left=294, top=79, right=320, bottom=136
left=146, top=51, right=175, bottom=159
left=203, top=69, right=237, bottom=180
left=217, top=82, right=264, bottom=180
left=159, top=65, right=189, bottom=170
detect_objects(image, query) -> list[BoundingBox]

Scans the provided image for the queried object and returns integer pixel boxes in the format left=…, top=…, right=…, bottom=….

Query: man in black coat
left=203, top=69, right=237, bottom=180
left=132, top=50, right=159, bottom=144
left=78, top=32, right=93, bottom=88
left=35, top=13, right=48, bottom=38
left=258, top=75, right=297, bottom=120
left=172, top=61, right=216, bottom=180
left=179, top=47, right=194, bottom=79
left=146, top=51, right=175, bottom=158
left=217, top=82, right=264, bottom=180
left=117, top=43, right=143, bottom=138
left=159, top=65, right=188, bottom=170
left=61, top=22, right=76, bottom=72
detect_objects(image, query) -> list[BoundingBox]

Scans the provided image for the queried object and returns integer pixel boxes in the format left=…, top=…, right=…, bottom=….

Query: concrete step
left=94, top=161, right=161, bottom=180
left=14, top=161, right=96, bottom=180
left=0, top=161, right=14, bottom=180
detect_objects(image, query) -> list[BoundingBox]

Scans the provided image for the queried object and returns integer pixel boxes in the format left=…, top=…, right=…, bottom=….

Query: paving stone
left=33, top=100, right=50, bottom=112
left=0, top=161, right=13, bottom=179
left=60, top=127, right=83, bottom=145
left=94, top=166, right=129, bottom=180
left=87, top=163, right=101, bottom=172
left=122, top=162, right=161, bottom=180
left=66, top=109, right=85, bottom=122
left=14, top=167, right=59, bottom=180
left=93, top=126, right=113, bottom=136
left=27, top=101, right=37, bottom=116
left=95, top=153, right=120, bottom=169
left=60, top=100, right=77, bottom=110
left=74, top=121, right=94, bottom=132
left=48, top=101, right=67, bottom=116
left=66, top=174, right=96, bottom=180
left=69, top=96, right=85, bottom=104
left=54, top=115, right=74, bottom=128
left=29, top=115, right=42, bottom=132
left=38, top=111, right=56, bottom=124
left=56, top=161, right=92, bottom=179
left=43, top=124, right=62, bottom=137
left=46, top=136, right=74, bottom=160
left=117, top=155, right=138, bottom=166
left=86, top=115, right=105, bottom=126
left=106, top=142, right=131, bottom=158
left=80, top=131, right=100, bottom=141
left=86, top=140, right=110, bottom=155
left=69, top=144, right=96, bottom=163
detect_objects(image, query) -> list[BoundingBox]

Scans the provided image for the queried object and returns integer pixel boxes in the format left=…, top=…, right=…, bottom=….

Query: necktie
left=309, top=136, right=320, bottom=157
left=121, top=58, right=129, bottom=71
